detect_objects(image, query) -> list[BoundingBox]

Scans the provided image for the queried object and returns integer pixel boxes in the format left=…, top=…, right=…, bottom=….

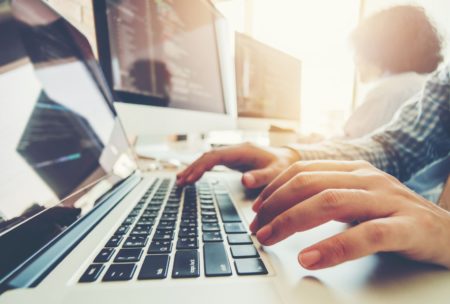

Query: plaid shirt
left=293, top=64, right=450, bottom=183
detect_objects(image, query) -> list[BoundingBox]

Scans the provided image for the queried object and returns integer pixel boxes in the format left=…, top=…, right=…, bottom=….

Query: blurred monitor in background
left=94, top=0, right=236, bottom=137
left=235, top=32, right=301, bottom=131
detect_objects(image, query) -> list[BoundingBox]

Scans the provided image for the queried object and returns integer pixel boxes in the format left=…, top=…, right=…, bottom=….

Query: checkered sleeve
left=290, top=65, right=450, bottom=182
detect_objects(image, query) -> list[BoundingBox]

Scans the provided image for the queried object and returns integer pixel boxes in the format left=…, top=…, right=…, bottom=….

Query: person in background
left=344, top=5, right=443, bottom=139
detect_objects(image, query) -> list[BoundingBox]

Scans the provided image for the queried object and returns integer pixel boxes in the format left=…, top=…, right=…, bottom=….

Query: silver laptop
left=0, top=1, right=280, bottom=302
left=2, top=1, right=443, bottom=304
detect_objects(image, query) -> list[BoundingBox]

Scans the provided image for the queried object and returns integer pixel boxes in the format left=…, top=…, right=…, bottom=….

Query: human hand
left=177, top=143, right=299, bottom=188
left=250, top=160, right=450, bottom=269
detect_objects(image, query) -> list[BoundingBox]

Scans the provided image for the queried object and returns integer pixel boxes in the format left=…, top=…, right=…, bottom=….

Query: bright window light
left=216, top=0, right=361, bottom=136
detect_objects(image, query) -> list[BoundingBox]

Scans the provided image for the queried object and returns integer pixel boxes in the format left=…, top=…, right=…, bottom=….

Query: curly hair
left=351, top=5, right=443, bottom=74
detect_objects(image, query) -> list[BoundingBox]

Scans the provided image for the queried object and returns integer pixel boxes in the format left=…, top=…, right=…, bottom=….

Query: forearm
left=288, top=136, right=398, bottom=177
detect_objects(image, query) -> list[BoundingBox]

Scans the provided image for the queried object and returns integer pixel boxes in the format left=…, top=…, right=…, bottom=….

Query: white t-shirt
left=343, top=72, right=429, bottom=139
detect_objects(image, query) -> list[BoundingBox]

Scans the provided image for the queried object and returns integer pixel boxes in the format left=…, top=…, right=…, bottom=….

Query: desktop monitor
left=235, top=32, right=302, bottom=131
left=93, top=0, right=236, bottom=137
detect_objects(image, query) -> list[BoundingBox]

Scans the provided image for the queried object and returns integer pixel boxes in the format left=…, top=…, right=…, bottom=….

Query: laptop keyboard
left=79, top=177, right=268, bottom=283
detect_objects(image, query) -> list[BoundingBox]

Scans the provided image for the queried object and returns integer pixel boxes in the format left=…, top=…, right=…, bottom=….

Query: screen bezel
left=93, top=0, right=229, bottom=113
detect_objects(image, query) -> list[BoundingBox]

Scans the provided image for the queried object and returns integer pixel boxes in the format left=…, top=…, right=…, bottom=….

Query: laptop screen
left=0, top=1, right=136, bottom=279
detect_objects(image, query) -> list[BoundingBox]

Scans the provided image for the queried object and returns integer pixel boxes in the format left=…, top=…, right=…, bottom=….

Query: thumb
left=242, top=167, right=279, bottom=189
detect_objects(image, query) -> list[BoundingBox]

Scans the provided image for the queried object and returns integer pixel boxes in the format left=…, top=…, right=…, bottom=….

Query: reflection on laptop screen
left=103, top=0, right=226, bottom=113
left=0, top=2, right=136, bottom=279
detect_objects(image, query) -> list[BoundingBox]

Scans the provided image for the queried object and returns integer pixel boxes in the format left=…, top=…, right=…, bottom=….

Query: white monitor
left=94, top=0, right=236, bottom=137
left=235, top=32, right=301, bottom=131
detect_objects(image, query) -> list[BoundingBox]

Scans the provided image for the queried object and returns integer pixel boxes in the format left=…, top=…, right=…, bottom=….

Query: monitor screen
left=0, top=1, right=136, bottom=280
left=235, top=33, right=302, bottom=121
left=100, top=0, right=226, bottom=114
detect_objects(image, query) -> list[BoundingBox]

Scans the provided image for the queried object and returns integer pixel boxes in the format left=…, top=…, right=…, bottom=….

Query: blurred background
left=214, top=0, right=450, bottom=135
left=36, top=0, right=450, bottom=136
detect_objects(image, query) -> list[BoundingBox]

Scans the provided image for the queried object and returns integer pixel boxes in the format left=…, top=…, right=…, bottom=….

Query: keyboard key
left=227, top=234, right=253, bottom=245
left=105, top=235, right=123, bottom=248
left=180, top=221, right=197, bottom=228
left=79, top=264, right=104, bottom=282
left=128, top=209, right=141, bottom=217
left=178, top=227, right=197, bottom=237
left=103, top=264, right=136, bottom=281
left=224, top=223, right=246, bottom=234
left=158, top=220, right=176, bottom=230
left=153, top=229, right=174, bottom=240
left=142, top=210, right=159, bottom=217
left=161, top=213, right=177, bottom=221
left=94, top=248, right=115, bottom=263
left=230, top=245, right=259, bottom=258
left=115, top=224, right=130, bottom=235
left=215, top=194, right=241, bottom=223
left=138, top=216, right=156, bottom=225
left=201, top=216, right=218, bottom=223
left=123, top=216, right=136, bottom=225
left=123, top=236, right=148, bottom=248
left=203, top=243, right=232, bottom=277
left=234, top=258, right=268, bottom=275
left=201, top=210, right=216, bottom=216
left=131, top=224, right=152, bottom=235
left=146, top=205, right=161, bottom=211
left=176, top=237, right=199, bottom=250
left=163, top=207, right=179, bottom=214
left=172, top=250, right=200, bottom=278
left=114, top=248, right=143, bottom=263
left=181, top=213, right=197, bottom=220
left=148, top=201, right=163, bottom=207
left=203, top=231, right=222, bottom=242
left=201, top=205, right=215, bottom=211
left=138, top=255, right=170, bottom=280
left=166, top=203, right=180, bottom=208
left=200, top=199, right=214, bottom=205
left=148, top=241, right=172, bottom=254
left=202, top=223, right=220, bottom=232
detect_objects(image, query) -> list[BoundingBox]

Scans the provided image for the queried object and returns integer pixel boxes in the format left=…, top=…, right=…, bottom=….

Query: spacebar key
left=204, top=243, right=232, bottom=277
left=172, top=250, right=200, bottom=278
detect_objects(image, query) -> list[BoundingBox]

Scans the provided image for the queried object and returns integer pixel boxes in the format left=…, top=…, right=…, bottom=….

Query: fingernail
left=249, top=218, right=258, bottom=233
left=256, top=225, right=272, bottom=243
left=252, top=197, right=262, bottom=212
left=243, top=173, right=255, bottom=187
left=299, top=250, right=321, bottom=268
